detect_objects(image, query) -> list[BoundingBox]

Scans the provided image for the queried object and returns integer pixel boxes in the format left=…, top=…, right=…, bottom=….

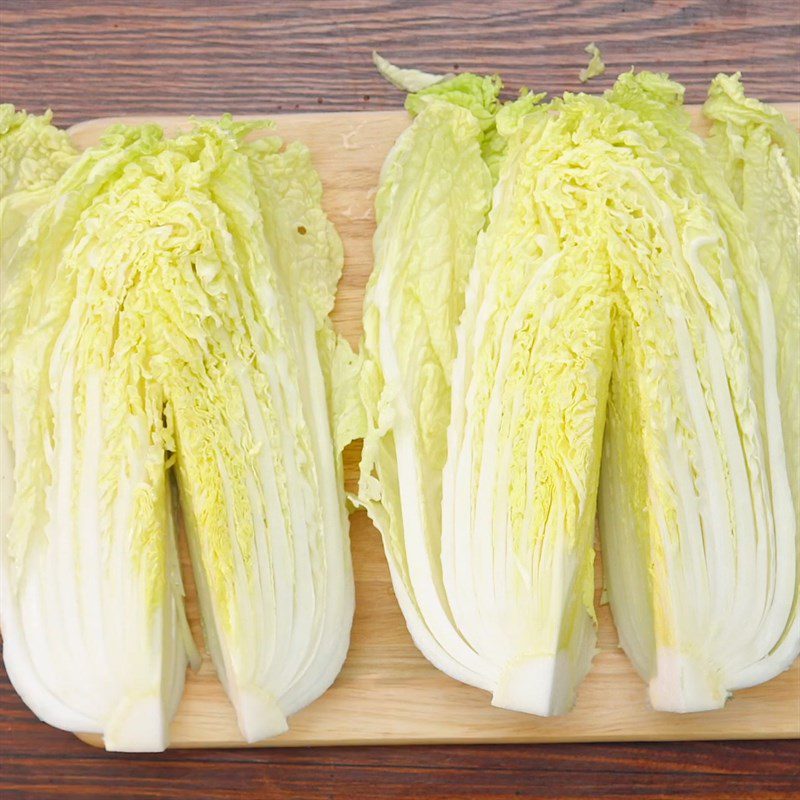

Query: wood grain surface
left=66, top=107, right=800, bottom=752
left=1, top=0, right=800, bottom=126
left=2, top=682, right=798, bottom=800
left=2, top=2, right=800, bottom=798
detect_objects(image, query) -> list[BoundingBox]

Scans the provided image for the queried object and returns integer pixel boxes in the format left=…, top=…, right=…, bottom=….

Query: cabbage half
left=360, top=65, right=605, bottom=713
left=598, top=73, right=798, bottom=710
left=0, top=112, right=356, bottom=749
left=441, top=95, right=615, bottom=715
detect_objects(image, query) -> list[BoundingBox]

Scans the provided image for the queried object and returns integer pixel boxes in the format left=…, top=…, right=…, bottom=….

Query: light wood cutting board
left=67, top=105, right=800, bottom=748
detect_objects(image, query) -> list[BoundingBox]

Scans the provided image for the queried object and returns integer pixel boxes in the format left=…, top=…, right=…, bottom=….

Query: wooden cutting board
left=67, top=105, right=800, bottom=748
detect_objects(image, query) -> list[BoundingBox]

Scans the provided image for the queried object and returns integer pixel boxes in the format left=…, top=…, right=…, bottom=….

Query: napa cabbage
left=0, top=111, right=356, bottom=750
left=598, top=72, right=798, bottom=709
left=358, top=66, right=500, bottom=690
left=361, top=64, right=799, bottom=715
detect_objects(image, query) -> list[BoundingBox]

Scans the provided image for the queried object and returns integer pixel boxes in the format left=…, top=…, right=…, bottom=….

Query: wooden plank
left=2, top=714, right=799, bottom=800
left=60, top=105, right=800, bottom=748
left=3, top=0, right=800, bottom=127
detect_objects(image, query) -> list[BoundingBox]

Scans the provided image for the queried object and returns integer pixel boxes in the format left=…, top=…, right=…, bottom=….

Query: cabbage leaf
left=358, top=70, right=499, bottom=691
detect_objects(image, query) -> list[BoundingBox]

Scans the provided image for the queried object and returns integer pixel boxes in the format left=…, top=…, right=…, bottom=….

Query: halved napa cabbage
left=361, top=65, right=798, bottom=715
left=599, top=72, right=798, bottom=710
left=0, top=112, right=356, bottom=749
left=441, top=95, right=616, bottom=715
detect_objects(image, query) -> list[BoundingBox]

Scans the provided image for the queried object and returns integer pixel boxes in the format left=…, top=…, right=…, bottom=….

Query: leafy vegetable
left=0, top=112, right=355, bottom=750
left=579, top=43, right=606, bottom=83
left=440, top=92, right=616, bottom=715
left=704, top=72, right=799, bottom=535
left=0, top=105, right=77, bottom=195
left=598, top=72, right=798, bottom=709
left=361, top=64, right=799, bottom=715
left=358, top=69, right=499, bottom=691
left=372, top=51, right=452, bottom=93
left=0, top=106, right=78, bottom=301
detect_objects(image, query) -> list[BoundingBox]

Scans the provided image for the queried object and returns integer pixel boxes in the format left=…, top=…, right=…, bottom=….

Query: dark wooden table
left=1, top=2, right=799, bottom=798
